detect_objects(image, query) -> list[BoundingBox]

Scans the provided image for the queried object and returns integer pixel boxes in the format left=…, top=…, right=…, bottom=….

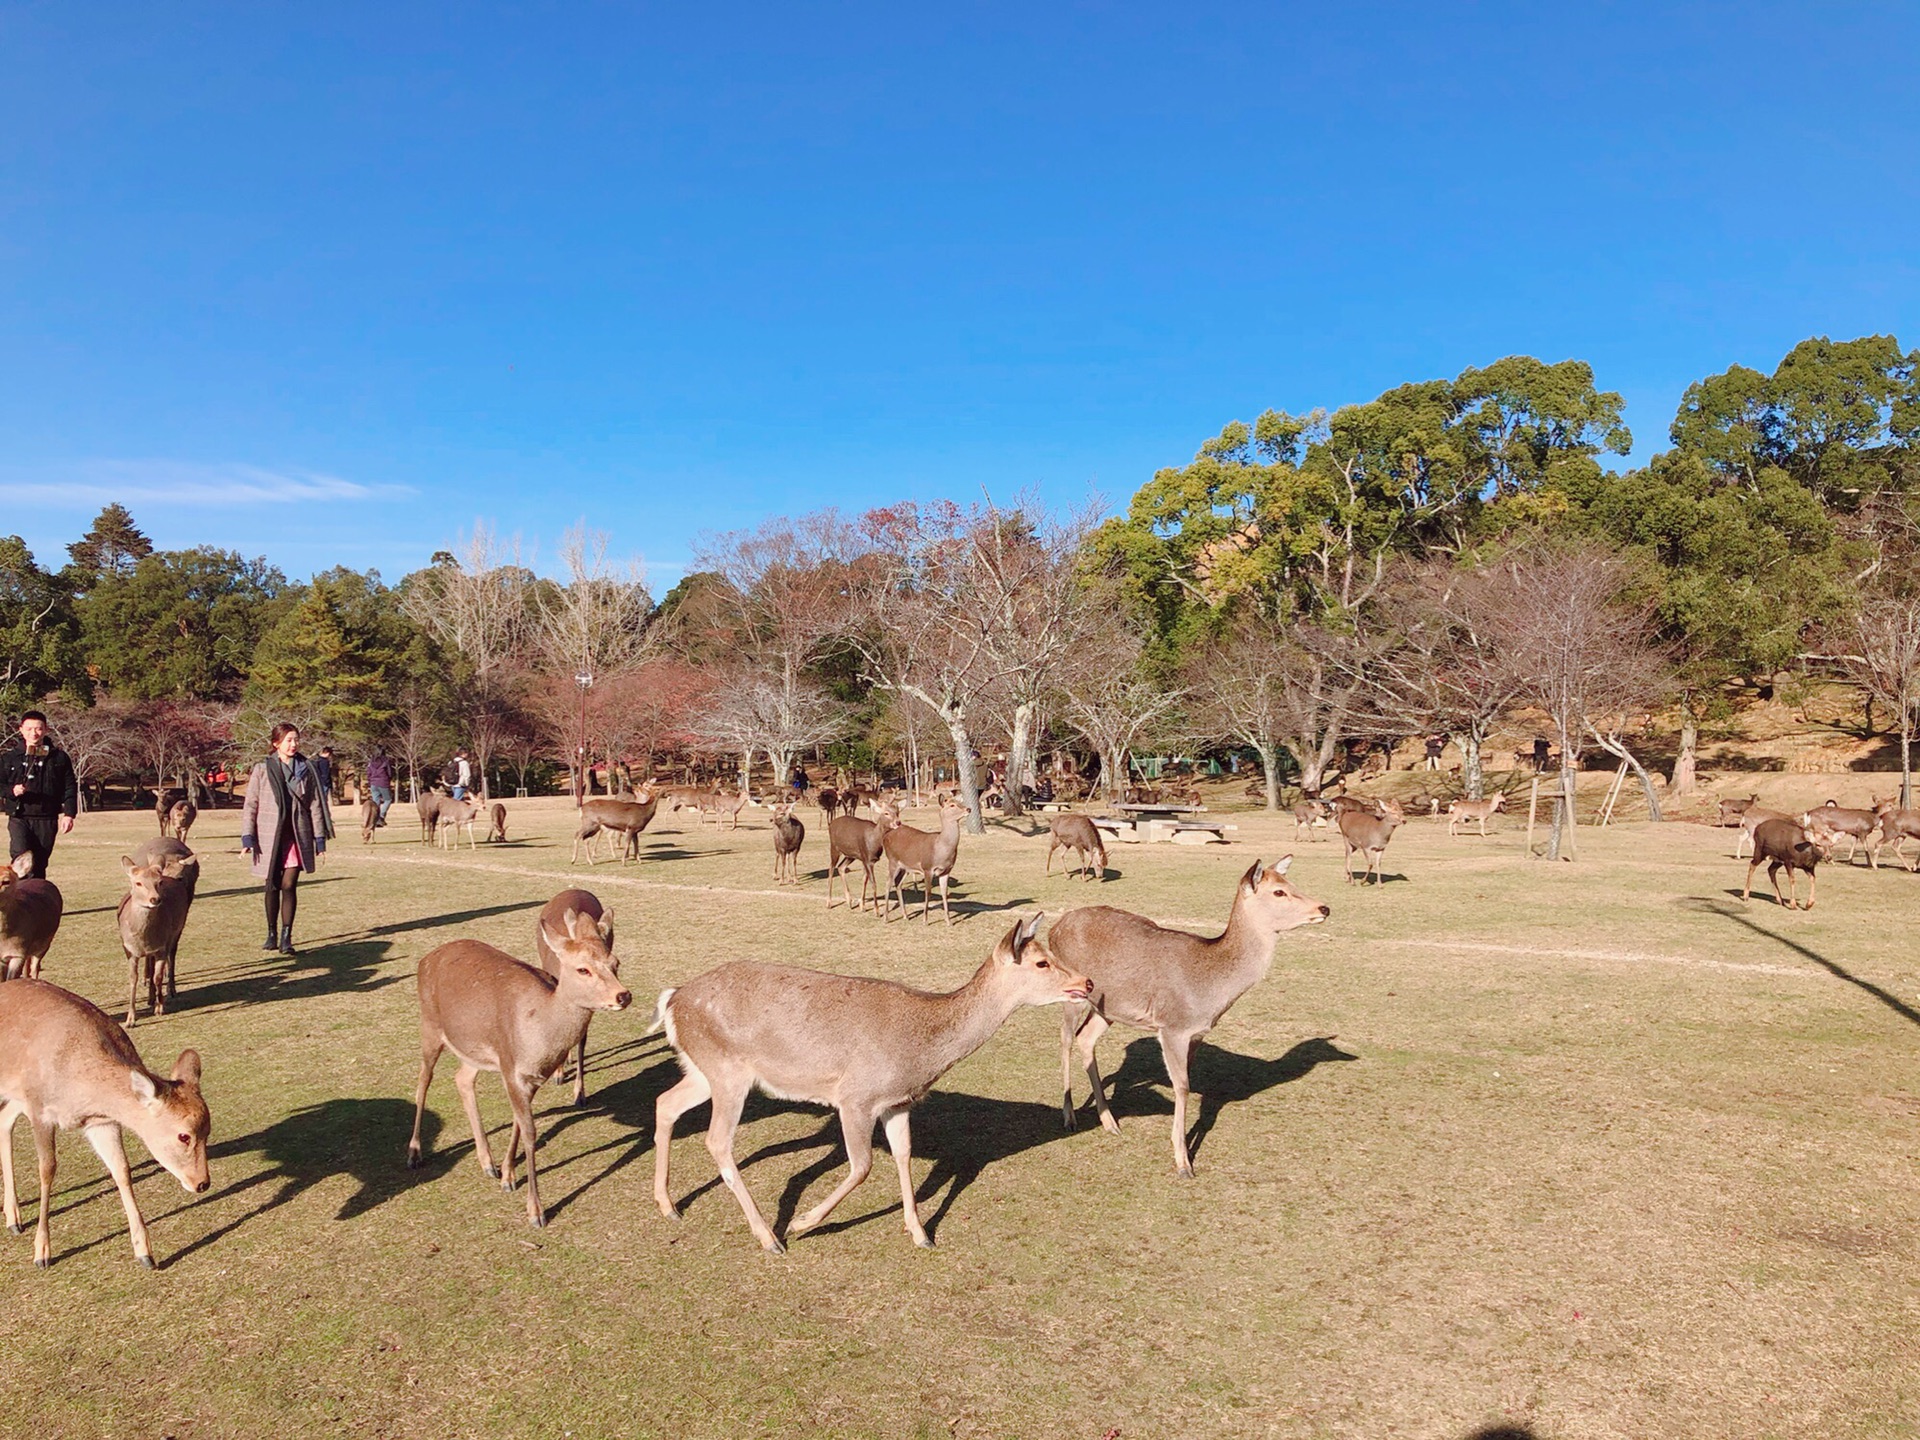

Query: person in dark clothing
left=1424, top=735, right=1445, bottom=771
left=0, top=711, right=77, bottom=880
left=315, top=747, right=334, bottom=794
left=1533, top=736, right=1551, bottom=772
left=240, top=723, right=328, bottom=955
left=790, top=766, right=809, bottom=795
left=364, top=747, right=395, bottom=826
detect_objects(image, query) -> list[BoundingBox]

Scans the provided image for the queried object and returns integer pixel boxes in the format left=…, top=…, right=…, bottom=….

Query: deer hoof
left=529, top=1212, right=546, bottom=1230
left=481, top=1163, right=499, bottom=1180
left=34, top=1255, right=49, bottom=1269
left=762, top=1237, right=786, bottom=1256
left=6, top=1222, right=21, bottom=1235
left=912, top=1233, right=935, bottom=1249
left=138, top=1254, right=156, bottom=1270
left=405, top=1148, right=421, bottom=1170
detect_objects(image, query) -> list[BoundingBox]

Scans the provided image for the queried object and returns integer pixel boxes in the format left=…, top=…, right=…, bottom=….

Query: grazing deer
left=1291, top=798, right=1331, bottom=842
left=1048, top=857, right=1330, bottom=1176
left=0, top=854, right=62, bottom=982
left=1044, top=813, right=1106, bottom=881
left=406, top=908, right=631, bottom=1227
left=1446, top=792, right=1507, bottom=838
left=883, top=795, right=967, bottom=924
left=0, top=980, right=210, bottom=1268
left=1734, top=805, right=1792, bottom=858
left=488, top=802, right=508, bottom=844
left=771, top=804, right=806, bottom=884
left=570, top=789, right=659, bottom=865
left=1745, top=818, right=1831, bottom=909
left=1871, top=797, right=1920, bottom=870
left=1801, top=800, right=1879, bottom=866
left=652, top=914, right=1089, bottom=1252
left=532, top=889, right=615, bottom=1106
left=826, top=804, right=894, bottom=914
left=1717, top=793, right=1760, bottom=827
left=117, top=852, right=195, bottom=1024
left=1339, top=798, right=1407, bottom=884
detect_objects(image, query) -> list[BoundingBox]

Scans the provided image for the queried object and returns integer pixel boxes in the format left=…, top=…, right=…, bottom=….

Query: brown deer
left=405, top=907, right=631, bottom=1227
left=0, top=979, right=210, bottom=1268
left=1871, top=796, right=1920, bottom=870
left=771, top=803, right=806, bottom=884
left=826, top=804, right=895, bottom=913
left=1446, top=792, right=1507, bottom=837
left=1801, top=800, right=1880, bottom=866
left=1339, top=798, right=1407, bottom=884
left=1717, top=793, right=1760, bottom=827
left=126, top=838, right=197, bottom=1011
left=488, top=802, right=508, bottom=843
left=1044, top=813, right=1106, bottom=881
left=0, top=854, right=62, bottom=982
left=157, top=796, right=197, bottom=844
left=711, top=789, right=750, bottom=830
left=816, top=786, right=839, bottom=820
left=116, top=852, right=195, bottom=1025
left=436, top=795, right=482, bottom=850
left=417, top=787, right=453, bottom=844
left=883, top=795, right=967, bottom=924
left=1291, top=798, right=1331, bottom=842
left=570, top=788, right=659, bottom=865
left=532, top=889, right=616, bottom=1106
left=361, top=791, right=380, bottom=844
left=1047, top=857, right=1330, bottom=1176
left=1734, top=805, right=1792, bottom=858
left=1744, top=817, right=1831, bottom=909
left=651, top=913, right=1089, bottom=1252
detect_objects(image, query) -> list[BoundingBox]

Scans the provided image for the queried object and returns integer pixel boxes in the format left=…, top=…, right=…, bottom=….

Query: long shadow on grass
left=64, top=878, right=344, bottom=919
left=1095, top=1035, right=1359, bottom=1164
left=1686, top=895, right=1920, bottom=1030
left=185, top=939, right=404, bottom=1014
left=157, top=1099, right=452, bottom=1267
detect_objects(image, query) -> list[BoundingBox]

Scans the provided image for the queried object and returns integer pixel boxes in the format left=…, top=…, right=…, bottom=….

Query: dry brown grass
left=0, top=795, right=1915, bottom=1439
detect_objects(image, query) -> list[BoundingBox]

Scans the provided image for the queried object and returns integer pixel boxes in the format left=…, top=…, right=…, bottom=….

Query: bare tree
left=1181, top=616, right=1298, bottom=811
left=43, top=697, right=136, bottom=812
left=1060, top=604, right=1186, bottom=802
left=687, top=665, right=851, bottom=796
left=1844, top=597, right=1920, bottom=806
left=531, top=523, right=654, bottom=796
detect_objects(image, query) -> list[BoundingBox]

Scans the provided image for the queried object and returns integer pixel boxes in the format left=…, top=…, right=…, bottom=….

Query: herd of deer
left=1717, top=792, right=1920, bottom=910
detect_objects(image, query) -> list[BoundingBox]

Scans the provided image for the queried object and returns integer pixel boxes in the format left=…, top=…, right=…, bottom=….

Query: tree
left=66, top=505, right=153, bottom=591
left=1844, top=598, right=1920, bottom=806
left=530, top=523, right=654, bottom=796
left=688, top=665, right=851, bottom=794
left=42, top=696, right=135, bottom=811
left=78, top=548, right=289, bottom=700
left=244, top=572, right=403, bottom=745
left=1184, top=616, right=1309, bottom=811
left=0, top=537, right=81, bottom=710
left=1060, top=601, right=1186, bottom=802
left=127, top=700, right=231, bottom=802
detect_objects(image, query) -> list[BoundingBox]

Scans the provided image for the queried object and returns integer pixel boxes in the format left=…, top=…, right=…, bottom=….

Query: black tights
left=265, top=865, right=299, bottom=934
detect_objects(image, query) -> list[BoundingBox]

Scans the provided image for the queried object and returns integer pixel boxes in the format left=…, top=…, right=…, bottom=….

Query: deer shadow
left=149, top=1098, right=451, bottom=1268
left=182, top=939, right=405, bottom=1014
left=1094, top=1035, right=1359, bottom=1163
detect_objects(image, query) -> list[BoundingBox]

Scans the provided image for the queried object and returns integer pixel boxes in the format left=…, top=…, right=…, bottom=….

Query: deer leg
left=30, top=1117, right=56, bottom=1267
left=504, top=1077, right=545, bottom=1227
left=406, top=1037, right=443, bottom=1168
left=452, top=1062, right=497, bottom=1179
left=653, top=1065, right=712, bottom=1220
left=939, top=873, right=952, bottom=926
left=702, top=1079, right=781, bottom=1253
left=1742, top=858, right=1759, bottom=901
left=1768, top=861, right=1789, bottom=909
left=571, top=1026, right=589, bottom=1106
left=1073, top=1010, right=1119, bottom=1135
left=787, top=1103, right=877, bottom=1242
left=1803, top=868, right=1817, bottom=909
left=881, top=1107, right=931, bottom=1247
left=84, top=1124, right=154, bottom=1268
left=125, top=947, right=140, bottom=1027
left=0, top=1101, right=21, bottom=1233
left=1159, top=1030, right=1198, bottom=1177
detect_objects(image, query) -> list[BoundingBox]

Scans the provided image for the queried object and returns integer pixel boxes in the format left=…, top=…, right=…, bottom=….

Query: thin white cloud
left=0, top=460, right=412, bottom=506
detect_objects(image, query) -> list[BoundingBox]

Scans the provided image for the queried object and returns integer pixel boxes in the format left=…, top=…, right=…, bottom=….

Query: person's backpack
left=441, top=760, right=460, bottom=786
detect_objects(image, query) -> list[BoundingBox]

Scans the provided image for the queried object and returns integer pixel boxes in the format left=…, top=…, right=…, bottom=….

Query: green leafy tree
left=0, top=536, right=83, bottom=709
left=65, top=504, right=153, bottom=592
left=243, top=570, right=406, bottom=744
left=77, top=548, right=290, bottom=700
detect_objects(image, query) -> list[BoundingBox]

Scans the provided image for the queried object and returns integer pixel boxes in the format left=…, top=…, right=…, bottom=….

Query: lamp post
left=575, top=670, right=592, bottom=798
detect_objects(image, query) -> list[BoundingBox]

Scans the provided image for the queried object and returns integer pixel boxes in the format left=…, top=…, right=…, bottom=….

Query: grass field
left=0, top=792, right=1915, bottom=1439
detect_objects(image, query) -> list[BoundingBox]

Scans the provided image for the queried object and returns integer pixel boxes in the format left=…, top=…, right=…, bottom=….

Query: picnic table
left=1094, top=803, right=1238, bottom=846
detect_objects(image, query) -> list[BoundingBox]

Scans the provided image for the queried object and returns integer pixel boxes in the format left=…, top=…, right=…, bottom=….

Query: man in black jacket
left=0, top=711, right=77, bottom=879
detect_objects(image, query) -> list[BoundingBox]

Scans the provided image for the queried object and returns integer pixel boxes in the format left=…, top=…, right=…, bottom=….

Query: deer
left=883, top=794, right=967, bottom=924
left=1047, top=857, right=1330, bottom=1176
left=116, top=852, right=196, bottom=1025
left=570, top=788, right=659, bottom=865
left=1871, top=796, right=1920, bottom=871
left=1446, top=792, right=1507, bottom=838
left=417, top=787, right=452, bottom=844
left=0, top=854, right=62, bottom=982
left=771, top=804, right=806, bottom=884
left=361, top=790, right=380, bottom=844
left=0, top=979, right=210, bottom=1268
left=405, top=906, right=632, bottom=1227
left=1734, top=805, right=1792, bottom=858
left=1339, top=798, right=1407, bottom=884
left=436, top=795, right=482, bottom=850
left=488, top=802, right=508, bottom=843
left=1291, top=798, right=1331, bottom=842
left=816, top=786, right=839, bottom=821
left=1744, top=817, right=1832, bottom=909
left=826, top=803, right=895, bottom=914
left=652, top=913, right=1089, bottom=1252
left=843, top=787, right=877, bottom=817
left=1044, top=813, right=1106, bottom=882
left=157, top=796, right=197, bottom=844
left=532, top=889, right=616, bottom=1106
left=712, top=789, right=750, bottom=830
left=124, top=838, right=197, bottom=1010
left=1800, top=800, right=1880, bottom=867
left=1717, top=793, right=1761, bottom=827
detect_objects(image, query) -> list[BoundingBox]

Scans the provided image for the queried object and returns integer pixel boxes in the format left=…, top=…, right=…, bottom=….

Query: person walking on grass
left=0, top=711, right=76, bottom=880
left=241, top=723, right=328, bottom=956
left=364, top=746, right=395, bottom=827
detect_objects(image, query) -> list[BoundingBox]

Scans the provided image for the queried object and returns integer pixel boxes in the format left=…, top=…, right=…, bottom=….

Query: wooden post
left=1526, top=775, right=1540, bottom=858
left=1599, top=759, right=1629, bottom=826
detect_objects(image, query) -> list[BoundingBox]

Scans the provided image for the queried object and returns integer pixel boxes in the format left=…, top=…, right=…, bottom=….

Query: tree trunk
left=1454, top=732, right=1484, bottom=800
left=1671, top=712, right=1698, bottom=796
left=1903, top=725, right=1912, bottom=810
left=740, top=748, right=754, bottom=797
left=1003, top=702, right=1034, bottom=819
left=947, top=718, right=986, bottom=835
left=1257, top=743, right=1281, bottom=811
left=1547, top=763, right=1578, bottom=861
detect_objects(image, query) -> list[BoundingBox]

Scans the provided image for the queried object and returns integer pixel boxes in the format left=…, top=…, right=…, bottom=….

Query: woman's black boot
left=278, top=926, right=296, bottom=956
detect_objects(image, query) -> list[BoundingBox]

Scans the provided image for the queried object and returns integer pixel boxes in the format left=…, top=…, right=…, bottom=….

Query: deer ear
left=597, top=910, right=614, bottom=942
left=1240, top=859, right=1263, bottom=891
left=129, top=1070, right=159, bottom=1105
left=120, top=855, right=137, bottom=875
left=1269, top=855, right=1293, bottom=878
left=10, top=852, right=33, bottom=879
left=171, top=1049, right=202, bottom=1086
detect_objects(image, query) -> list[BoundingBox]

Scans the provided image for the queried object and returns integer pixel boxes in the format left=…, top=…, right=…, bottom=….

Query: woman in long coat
left=240, top=723, right=329, bottom=955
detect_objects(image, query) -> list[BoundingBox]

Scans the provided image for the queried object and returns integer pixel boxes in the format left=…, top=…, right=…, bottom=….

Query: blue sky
left=3, top=2, right=1915, bottom=589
